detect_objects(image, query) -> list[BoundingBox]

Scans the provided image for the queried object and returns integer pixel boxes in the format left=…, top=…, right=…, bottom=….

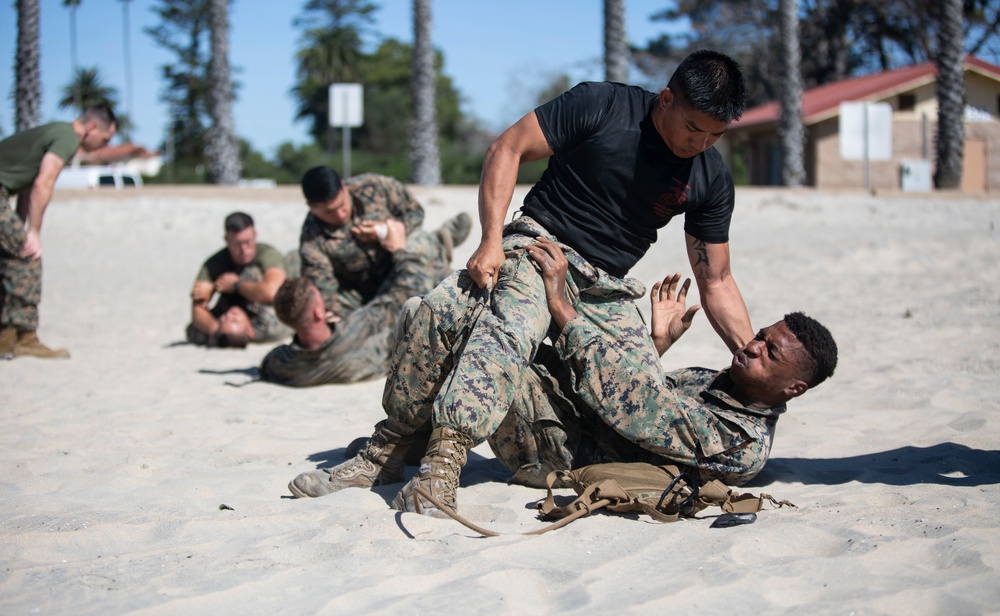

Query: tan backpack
left=413, top=461, right=795, bottom=537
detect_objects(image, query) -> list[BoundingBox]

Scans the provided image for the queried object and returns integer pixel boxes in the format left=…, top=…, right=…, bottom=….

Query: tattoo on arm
left=691, top=239, right=710, bottom=275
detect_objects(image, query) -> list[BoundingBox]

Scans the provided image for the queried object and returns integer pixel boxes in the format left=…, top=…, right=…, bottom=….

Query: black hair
left=80, top=103, right=118, bottom=129
left=783, top=312, right=838, bottom=388
left=215, top=331, right=249, bottom=349
left=224, top=211, right=254, bottom=234
left=301, top=165, right=343, bottom=204
left=667, top=49, right=747, bottom=123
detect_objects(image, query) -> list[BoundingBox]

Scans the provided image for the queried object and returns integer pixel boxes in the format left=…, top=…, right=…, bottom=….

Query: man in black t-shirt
left=286, top=51, right=757, bottom=515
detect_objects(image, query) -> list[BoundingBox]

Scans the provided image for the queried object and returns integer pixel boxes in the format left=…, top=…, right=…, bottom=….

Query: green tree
left=291, top=0, right=376, bottom=148
left=16, top=0, right=42, bottom=131
left=147, top=0, right=211, bottom=178
left=58, top=67, right=118, bottom=112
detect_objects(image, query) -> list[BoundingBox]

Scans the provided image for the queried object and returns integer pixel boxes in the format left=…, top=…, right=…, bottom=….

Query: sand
left=1, top=185, right=998, bottom=614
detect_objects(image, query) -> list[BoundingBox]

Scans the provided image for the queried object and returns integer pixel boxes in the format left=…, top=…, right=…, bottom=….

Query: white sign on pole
left=329, top=83, right=364, bottom=127
left=839, top=101, right=892, bottom=161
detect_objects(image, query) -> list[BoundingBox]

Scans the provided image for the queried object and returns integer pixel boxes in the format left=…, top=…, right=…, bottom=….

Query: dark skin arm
left=526, top=237, right=699, bottom=353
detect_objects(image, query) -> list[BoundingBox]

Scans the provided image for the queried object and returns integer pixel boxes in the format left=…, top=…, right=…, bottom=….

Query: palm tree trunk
left=410, top=0, right=441, bottom=185
left=16, top=0, right=42, bottom=131
left=778, top=0, right=805, bottom=186
left=205, top=0, right=241, bottom=185
left=603, top=0, right=628, bottom=83
left=934, top=0, right=964, bottom=189
left=120, top=0, right=134, bottom=125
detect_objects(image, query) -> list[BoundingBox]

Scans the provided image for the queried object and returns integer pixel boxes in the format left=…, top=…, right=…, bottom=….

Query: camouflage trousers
left=486, top=346, right=673, bottom=488
left=381, top=216, right=662, bottom=445
left=185, top=264, right=290, bottom=345
left=0, top=188, right=41, bottom=331
left=260, top=231, right=452, bottom=386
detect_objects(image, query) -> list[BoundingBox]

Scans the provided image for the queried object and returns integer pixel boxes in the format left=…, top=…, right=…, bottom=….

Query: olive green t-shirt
left=0, top=123, right=80, bottom=192
left=195, top=242, right=285, bottom=282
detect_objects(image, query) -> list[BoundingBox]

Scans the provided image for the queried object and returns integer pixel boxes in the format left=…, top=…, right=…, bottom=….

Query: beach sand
left=1, top=185, right=998, bottom=614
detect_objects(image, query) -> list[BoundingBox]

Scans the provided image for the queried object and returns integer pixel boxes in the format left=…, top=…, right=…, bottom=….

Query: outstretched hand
left=524, top=237, right=577, bottom=329
left=650, top=273, right=701, bottom=356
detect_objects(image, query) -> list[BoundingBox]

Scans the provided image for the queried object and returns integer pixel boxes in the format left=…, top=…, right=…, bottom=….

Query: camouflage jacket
left=555, top=315, right=784, bottom=485
left=299, top=173, right=423, bottom=317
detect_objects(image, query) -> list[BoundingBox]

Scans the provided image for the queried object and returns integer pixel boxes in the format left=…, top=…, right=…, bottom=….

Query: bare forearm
left=699, top=277, right=753, bottom=353
left=477, top=142, right=520, bottom=243
left=18, top=185, right=53, bottom=233
left=236, top=278, right=280, bottom=304
left=191, top=303, right=218, bottom=336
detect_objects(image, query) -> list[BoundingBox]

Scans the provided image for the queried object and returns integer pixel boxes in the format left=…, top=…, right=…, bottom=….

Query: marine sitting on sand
left=287, top=239, right=838, bottom=517
left=259, top=212, right=469, bottom=386
left=187, top=212, right=291, bottom=348
left=298, top=166, right=470, bottom=325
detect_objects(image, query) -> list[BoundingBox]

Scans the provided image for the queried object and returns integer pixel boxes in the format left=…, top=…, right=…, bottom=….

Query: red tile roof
left=733, top=55, right=1000, bottom=129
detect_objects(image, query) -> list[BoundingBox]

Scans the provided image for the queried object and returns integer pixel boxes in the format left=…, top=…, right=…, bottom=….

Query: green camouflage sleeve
left=299, top=235, right=340, bottom=315
left=380, top=176, right=423, bottom=233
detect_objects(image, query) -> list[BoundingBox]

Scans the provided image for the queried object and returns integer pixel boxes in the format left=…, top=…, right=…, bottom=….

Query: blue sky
left=0, top=0, right=683, bottom=156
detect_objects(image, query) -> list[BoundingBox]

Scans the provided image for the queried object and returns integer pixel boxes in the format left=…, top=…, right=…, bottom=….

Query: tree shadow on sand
left=746, top=442, right=1000, bottom=488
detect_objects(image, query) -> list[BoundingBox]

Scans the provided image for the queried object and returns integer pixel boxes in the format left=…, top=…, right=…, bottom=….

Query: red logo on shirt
left=653, top=178, right=689, bottom=218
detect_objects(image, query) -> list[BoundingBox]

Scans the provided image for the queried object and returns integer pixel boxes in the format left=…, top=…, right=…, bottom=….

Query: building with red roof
left=723, top=56, right=1000, bottom=192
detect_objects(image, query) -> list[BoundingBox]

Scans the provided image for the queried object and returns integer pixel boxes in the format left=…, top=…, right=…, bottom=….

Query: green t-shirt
left=0, top=123, right=80, bottom=192
left=195, top=242, right=285, bottom=282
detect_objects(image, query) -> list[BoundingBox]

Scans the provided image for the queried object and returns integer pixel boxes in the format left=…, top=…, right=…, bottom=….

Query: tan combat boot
left=288, top=418, right=415, bottom=498
left=390, top=426, right=473, bottom=518
left=436, top=212, right=473, bottom=264
left=13, top=330, right=70, bottom=359
left=0, top=327, right=15, bottom=358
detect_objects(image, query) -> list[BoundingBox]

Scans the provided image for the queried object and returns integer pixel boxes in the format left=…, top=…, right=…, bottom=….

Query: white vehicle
left=55, top=165, right=143, bottom=190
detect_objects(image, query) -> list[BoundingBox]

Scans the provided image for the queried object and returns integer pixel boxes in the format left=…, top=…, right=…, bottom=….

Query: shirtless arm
left=16, top=152, right=67, bottom=259
left=685, top=233, right=753, bottom=353
left=467, top=111, right=554, bottom=288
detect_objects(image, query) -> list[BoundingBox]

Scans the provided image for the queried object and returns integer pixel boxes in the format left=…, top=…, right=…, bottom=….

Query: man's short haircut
left=783, top=312, right=838, bottom=388
left=274, top=277, right=317, bottom=327
left=301, top=165, right=343, bottom=204
left=224, top=211, right=254, bottom=234
left=667, top=49, right=747, bottom=123
left=79, top=103, right=118, bottom=129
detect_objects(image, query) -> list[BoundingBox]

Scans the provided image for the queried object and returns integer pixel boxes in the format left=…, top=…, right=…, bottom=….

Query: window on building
left=898, top=93, right=916, bottom=111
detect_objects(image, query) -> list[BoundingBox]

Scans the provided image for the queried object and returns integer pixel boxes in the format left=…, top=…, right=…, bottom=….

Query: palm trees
left=604, top=0, right=628, bottom=83
left=205, top=0, right=241, bottom=184
left=58, top=67, right=119, bottom=113
left=15, top=0, right=42, bottom=131
left=934, top=0, right=965, bottom=189
left=778, top=0, right=805, bottom=186
left=410, top=0, right=441, bottom=185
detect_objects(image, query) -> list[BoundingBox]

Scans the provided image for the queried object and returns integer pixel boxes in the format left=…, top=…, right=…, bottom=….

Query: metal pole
left=863, top=103, right=871, bottom=192
left=341, top=90, right=351, bottom=178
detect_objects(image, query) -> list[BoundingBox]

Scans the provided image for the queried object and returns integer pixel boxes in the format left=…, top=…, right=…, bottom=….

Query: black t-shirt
left=521, top=81, right=735, bottom=277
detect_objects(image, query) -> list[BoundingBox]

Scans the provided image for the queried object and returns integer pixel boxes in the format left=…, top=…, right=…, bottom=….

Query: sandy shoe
left=13, top=330, right=70, bottom=359
left=436, top=213, right=473, bottom=264
left=0, top=327, right=15, bottom=359
left=390, top=426, right=472, bottom=518
left=288, top=419, right=414, bottom=498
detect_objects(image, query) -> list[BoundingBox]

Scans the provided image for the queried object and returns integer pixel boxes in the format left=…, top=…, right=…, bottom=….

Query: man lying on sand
left=259, top=212, right=463, bottom=386
left=288, top=239, right=838, bottom=517
left=187, top=212, right=290, bottom=348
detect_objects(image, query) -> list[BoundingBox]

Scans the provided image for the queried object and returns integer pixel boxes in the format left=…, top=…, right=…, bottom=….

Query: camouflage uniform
left=382, top=216, right=662, bottom=444
left=487, top=325, right=784, bottom=488
left=0, top=187, right=40, bottom=330
left=185, top=243, right=291, bottom=346
left=260, top=230, right=451, bottom=386
left=299, top=173, right=424, bottom=318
